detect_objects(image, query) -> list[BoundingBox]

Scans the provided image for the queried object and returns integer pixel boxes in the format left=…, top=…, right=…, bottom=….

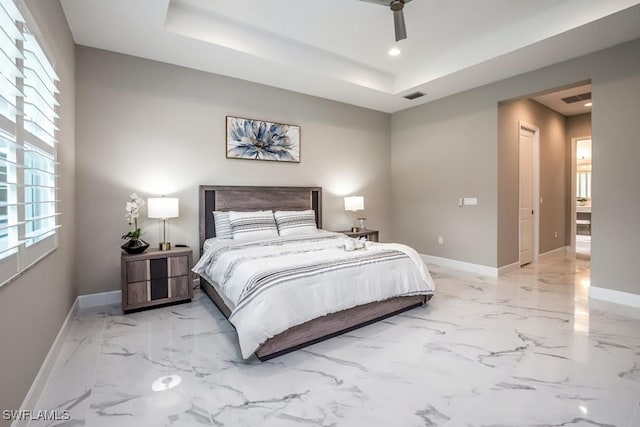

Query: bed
left=195, top=185, right=435, bottom=361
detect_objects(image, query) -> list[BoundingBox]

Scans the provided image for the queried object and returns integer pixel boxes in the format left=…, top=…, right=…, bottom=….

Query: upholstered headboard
left=199, top=185, right=322, bottom=254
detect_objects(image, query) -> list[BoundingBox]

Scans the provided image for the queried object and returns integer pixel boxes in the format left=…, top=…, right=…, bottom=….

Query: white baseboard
left=538, top=246, right=569, bottom=260
left=589, top=286, right=640, bottom=308
left=13, top=299, right=79, bottom=427
left=77, top=290, right=121, bottom=309
left=498, top=261, right=520, bottom=275
left=495, top=247, right=570, bottom=276
left=421, top=254, right=498, bottom=277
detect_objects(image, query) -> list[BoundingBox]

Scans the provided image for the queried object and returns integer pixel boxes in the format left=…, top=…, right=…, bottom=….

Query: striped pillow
left=212, top=211, right=233, bottom=239
left=274, top=210, right=318, bottom=236
left=228, top=210, right=278, bottom=240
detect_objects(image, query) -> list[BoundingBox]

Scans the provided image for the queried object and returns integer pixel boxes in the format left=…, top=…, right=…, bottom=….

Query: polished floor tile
left=30, top=254, right=640, bottom=426
left=576, top=235, right=591, bottom=259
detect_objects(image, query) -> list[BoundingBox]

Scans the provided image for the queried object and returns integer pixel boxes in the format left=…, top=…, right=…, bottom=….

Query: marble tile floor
left=576, top=235, right=591, bottom=259
left=29, top=253, right=640, bottom=427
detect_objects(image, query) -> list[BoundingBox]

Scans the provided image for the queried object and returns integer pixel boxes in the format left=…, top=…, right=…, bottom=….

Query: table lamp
left=147, top=196, right=179, bottom=250
left=344, top=196, right=364, bottom=232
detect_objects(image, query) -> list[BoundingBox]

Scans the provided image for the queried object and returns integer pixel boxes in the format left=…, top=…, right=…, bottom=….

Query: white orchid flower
left=124, top=192, right=146, bottom=240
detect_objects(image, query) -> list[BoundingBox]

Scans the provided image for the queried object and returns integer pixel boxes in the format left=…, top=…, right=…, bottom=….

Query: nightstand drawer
left=126, top=260, right=149, bottom=283
left=171, top=275, right=190, bottom=298
left=168, top=255, right=189, bottom=277
left=127, top=281, right=148, bottom=306
left=126, top=255, right=189, bottom=283
left=127, top=276, right=190, bottom=306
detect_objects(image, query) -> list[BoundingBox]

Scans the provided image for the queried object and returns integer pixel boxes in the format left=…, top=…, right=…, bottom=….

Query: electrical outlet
left=554, top=231, right=558, bottom=238
left=438, top=236, right=444, bottom=245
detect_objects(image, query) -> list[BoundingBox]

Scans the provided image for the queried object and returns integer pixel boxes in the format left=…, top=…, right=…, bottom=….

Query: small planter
left=121, top=238, right=149, bottom=254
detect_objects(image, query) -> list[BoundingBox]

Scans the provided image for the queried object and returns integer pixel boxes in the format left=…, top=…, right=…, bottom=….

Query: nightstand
left=121, top=247, right=193, bottom=313
left=337, top=229, right=379, bottom=242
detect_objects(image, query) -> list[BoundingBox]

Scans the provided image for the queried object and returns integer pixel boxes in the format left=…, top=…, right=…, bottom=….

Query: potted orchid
left=121, top=193, right=149, bottom=254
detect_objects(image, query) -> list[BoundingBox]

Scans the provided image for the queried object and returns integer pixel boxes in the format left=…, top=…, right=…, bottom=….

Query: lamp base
left=159, top=242, right=171, bottom=251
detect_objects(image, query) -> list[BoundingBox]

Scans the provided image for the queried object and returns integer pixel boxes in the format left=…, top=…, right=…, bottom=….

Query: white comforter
left=192, top=231, right=436, bottom=358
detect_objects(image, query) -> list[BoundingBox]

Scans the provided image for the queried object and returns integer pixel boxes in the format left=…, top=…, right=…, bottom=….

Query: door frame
left=570, top=135, right=592, bottom=253
left=518, top=121, right=540, bottom=265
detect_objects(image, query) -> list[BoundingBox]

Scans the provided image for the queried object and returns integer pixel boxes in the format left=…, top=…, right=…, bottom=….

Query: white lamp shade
left=344, top=196, right=364, bottom=212
left=147, top=197, right=179, bottom=219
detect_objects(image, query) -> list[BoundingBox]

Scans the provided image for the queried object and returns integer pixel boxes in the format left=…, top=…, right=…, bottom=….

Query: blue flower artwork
left=226, top=116, right=300, bottom=163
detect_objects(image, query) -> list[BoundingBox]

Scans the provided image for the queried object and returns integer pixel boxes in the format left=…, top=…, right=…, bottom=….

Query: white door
left=519, top=128, right=534, bottom=266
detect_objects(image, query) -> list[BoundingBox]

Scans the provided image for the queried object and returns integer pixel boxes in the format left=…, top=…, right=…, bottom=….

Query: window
left=0, top=0, right=59, bottom=286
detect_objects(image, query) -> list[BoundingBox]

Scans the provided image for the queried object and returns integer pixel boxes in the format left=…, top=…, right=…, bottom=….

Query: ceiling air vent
left=561, top=92, right=591, bottom=104
left=404, top=91, right=425, bottom=100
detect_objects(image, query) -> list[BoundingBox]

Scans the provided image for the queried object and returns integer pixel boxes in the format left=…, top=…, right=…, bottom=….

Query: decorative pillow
left=228, top=210, right=278, bottom=240
left=274, top=210, right=318, bottom=236
left=212, top=211, right=233, bottom=239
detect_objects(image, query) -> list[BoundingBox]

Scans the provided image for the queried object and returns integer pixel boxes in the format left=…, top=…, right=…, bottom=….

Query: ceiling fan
left=359, top=0, right=412, bottom=42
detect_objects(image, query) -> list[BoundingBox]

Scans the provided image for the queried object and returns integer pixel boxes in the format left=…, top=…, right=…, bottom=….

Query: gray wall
left=390, top=89, right=498, bottom=267
left=75, top=47, right=392, bottom=295
left=391, top=37, right=640, bottom=298
left=566, top=114, right=592, bottom=143
left=590, top=43, right=640, bottom=295
left=0, top=1, right=75, bottom=424
left=497, top=99, right=568, bottom=266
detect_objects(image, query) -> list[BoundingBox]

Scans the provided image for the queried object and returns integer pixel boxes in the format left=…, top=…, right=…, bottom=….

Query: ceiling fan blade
left=393, top=8, right=407, bottom=41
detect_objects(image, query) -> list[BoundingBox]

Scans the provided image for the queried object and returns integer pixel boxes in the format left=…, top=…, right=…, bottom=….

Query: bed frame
left=198, top=185, right=431, bottom=361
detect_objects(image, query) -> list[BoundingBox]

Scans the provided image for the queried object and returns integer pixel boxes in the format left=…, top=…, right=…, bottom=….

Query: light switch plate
left=463, top=197, right=478, bottom=206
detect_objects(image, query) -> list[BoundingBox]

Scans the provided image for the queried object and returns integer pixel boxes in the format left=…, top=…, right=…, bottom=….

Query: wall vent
left=404, top=91, right=425, bottom=100
left=561, top=92, right=591, bottom=104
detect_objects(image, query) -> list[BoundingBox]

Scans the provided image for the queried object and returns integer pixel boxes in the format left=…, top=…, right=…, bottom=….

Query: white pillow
left=212, top=211, right=233, bottom=239
left=274, top=210, right=318, bottom=236
left=228, top=210, right=278, bottom=240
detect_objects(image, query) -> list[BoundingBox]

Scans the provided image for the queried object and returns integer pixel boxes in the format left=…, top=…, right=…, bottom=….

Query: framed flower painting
left=226, top=116, right=300, bottom=163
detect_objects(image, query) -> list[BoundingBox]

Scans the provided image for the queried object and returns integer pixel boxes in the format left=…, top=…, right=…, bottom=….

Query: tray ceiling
left=61, top=0, right=640, bottom=112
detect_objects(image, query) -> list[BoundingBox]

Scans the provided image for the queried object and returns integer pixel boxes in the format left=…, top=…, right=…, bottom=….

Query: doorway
left=571, top=137, right=592, bottom=258
left=498, top=81, right=592, bottom=271
left=519, top=122, right=540, bottom=266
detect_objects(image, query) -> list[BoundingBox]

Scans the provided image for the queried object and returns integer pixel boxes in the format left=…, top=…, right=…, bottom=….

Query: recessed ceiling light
left=388, top=47, right=401, bottom=57
left=584, top=102, right=592, bottom=107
